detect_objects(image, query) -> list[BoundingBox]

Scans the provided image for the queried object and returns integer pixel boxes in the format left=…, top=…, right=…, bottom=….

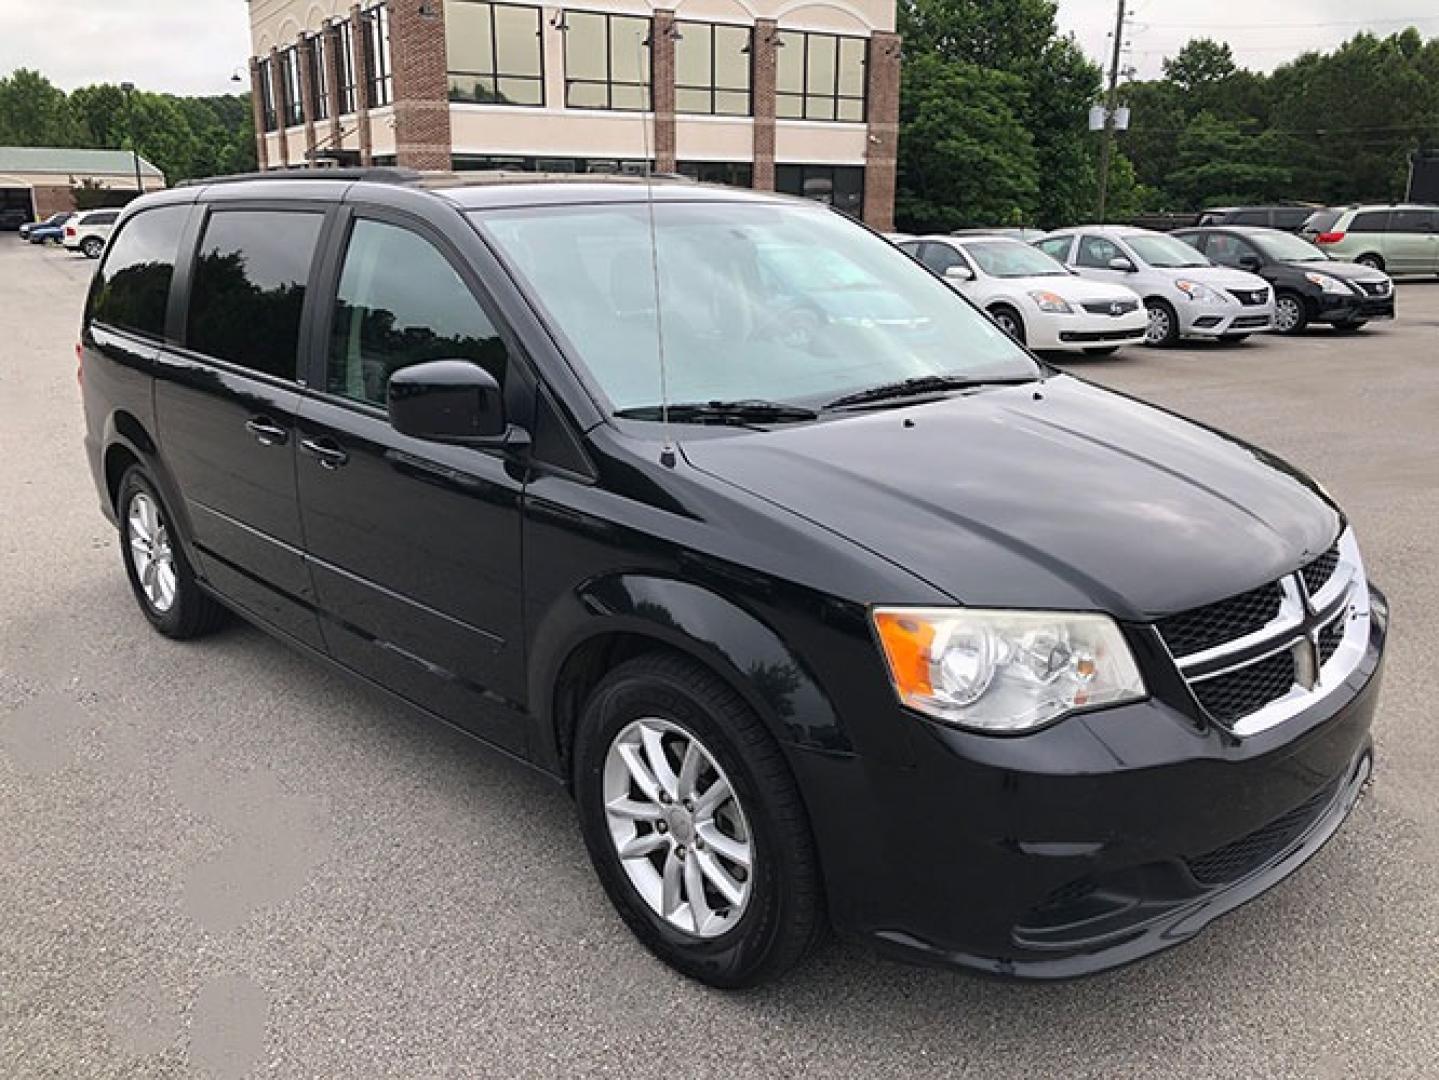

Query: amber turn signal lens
left=872, top=610, right=936, bottom=699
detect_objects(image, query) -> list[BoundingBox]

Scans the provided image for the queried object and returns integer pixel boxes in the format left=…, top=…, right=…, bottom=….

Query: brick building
left=245, top=0, right=899, bottom=228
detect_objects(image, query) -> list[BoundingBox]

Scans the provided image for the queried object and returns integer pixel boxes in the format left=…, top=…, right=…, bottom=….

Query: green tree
left=898, top=0, right=1058, bottom=70
left=1165, top=111, right=1292, bottom=208
left=896, top=54, right=1039, bottom=231
left=1162, top=39, right=1237, bottom=93
left=0, top=68, right=80, bottom=146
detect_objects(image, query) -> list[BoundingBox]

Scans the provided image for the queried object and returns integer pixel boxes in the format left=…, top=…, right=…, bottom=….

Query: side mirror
left=944, top=264, right=975, bottom=282
left=387, top=360, right=527, bottom=448
left=1239, top=253, right=1263, bottom=271
left=1107, top=256, right=1136, bottom=272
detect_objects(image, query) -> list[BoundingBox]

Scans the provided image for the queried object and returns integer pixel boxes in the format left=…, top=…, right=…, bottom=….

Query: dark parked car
left=81, top=170, right=1386, bottom=987
left=26, top=212, right=73, bottom=245
left=0, top=206, right=30, bottom=231
left=1174, top=226, right=1395, bottom=334
left=1197, top=206, right=1317, bottom=232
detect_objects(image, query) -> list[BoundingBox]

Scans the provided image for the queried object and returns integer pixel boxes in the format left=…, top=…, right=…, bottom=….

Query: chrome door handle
left=245, top=417, right=288, bottom=446
left=300, top=438, right=349, bottom=470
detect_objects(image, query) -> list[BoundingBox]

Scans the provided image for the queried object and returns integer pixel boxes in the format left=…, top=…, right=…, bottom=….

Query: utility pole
left=121, top=82, right=144, bottom=196
left=1095, top=0, right=1127, bottom=222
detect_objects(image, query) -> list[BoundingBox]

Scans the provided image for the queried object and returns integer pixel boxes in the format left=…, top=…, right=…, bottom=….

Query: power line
left=1135, top=15, right=1439, bottom=31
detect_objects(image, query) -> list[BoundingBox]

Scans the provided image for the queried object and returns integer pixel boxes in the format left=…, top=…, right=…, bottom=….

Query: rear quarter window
left=1350, top=211, right=1391, bottom=233
left=86, top=205, right=190, bottom=340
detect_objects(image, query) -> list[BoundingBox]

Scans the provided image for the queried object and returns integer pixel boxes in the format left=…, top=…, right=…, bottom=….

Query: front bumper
left=1179, top=298, right=1275, bottom=337
left=1312, top=289, right=1395, bottom=325
left=791, top=585, right=1387, bottom=979
left=1029, top=309, right=1148, bottom=352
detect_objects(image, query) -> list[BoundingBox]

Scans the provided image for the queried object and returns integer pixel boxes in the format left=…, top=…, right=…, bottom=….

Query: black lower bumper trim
left=868, top=744, right=1373, bottom=980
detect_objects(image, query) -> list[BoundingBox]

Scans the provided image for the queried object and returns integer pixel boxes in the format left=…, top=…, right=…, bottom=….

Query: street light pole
left=120, top=82, right=144, bottom=196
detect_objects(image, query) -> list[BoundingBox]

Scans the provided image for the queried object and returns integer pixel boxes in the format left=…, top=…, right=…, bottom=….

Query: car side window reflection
left=1205, top=234, right=1253, bottom=267
left=919, top=243, right=967, bottom=276
left=328, top=219, right=509, bottom=407
left=1076, top=235, right=1119, bottom=268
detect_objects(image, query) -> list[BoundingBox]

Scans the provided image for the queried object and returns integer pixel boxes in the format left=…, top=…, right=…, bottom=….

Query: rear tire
left=81, top=236, right=104, bottom=259
left=116, top=467, right=227, bottom=639
left=574, top=652, right=825, bottom=988
left=1355, top=254, right=1384, bottom=272
left=1143, top=298, right=1179, bottom=346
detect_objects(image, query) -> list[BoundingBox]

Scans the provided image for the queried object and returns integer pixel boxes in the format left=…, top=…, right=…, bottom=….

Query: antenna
left=638, top=29, right=676, bottom=468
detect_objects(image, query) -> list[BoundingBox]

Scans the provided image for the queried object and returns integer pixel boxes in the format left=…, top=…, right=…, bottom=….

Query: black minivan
left=81, top=170, right=1386, bottom=987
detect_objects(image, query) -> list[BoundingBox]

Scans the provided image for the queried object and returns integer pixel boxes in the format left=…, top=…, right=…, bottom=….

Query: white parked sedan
left=1035, top=226, right=1277, bottom=346
left=63, top=208, right=121, bottom=259
left=899, top=235, right=1148, bottom=355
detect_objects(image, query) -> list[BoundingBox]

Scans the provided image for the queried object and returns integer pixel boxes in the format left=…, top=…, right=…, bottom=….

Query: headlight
left=1175, top=279, right=1225, bottom=303
left=1027, top=290, right=1074, bottom=313
left=1305, top=272, right=1352, bottom=295
left=872, top=608, right=1146, bottom=733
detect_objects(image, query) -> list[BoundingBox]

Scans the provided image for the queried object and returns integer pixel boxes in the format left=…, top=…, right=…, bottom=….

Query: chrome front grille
left=1081, top=299, right=1140, bottom=316
left=1158, top=531, right=1370, bottom=736
left=1227, top=288, right=1270, bottom=306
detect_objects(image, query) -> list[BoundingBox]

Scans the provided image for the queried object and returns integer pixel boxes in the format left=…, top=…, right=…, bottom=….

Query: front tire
left=1144, top=298, right=1180, bottom=346
left=987, top=305, right=1026, bottom=345
left=117, top=468, right=227, bottom=639
left=1273, top=291, right=1309, bottom=335
left=574, top=653, right=825, bottom=988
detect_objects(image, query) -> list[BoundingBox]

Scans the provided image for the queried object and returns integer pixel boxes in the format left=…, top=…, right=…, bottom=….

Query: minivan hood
left=681, top=377, right=1339, bottom=620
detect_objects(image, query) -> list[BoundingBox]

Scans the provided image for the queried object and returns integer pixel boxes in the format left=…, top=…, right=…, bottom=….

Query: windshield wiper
left=822, top=374, right=1034, bottom=411
left=613, top=399, right=820, bottom=425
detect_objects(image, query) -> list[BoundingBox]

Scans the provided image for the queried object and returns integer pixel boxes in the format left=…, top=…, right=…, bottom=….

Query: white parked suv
left=900, top=234, right=1147, bottom=354
left=63, top=208, right=121, bottom=259
left=1036, top=226, right=1276, bottom=346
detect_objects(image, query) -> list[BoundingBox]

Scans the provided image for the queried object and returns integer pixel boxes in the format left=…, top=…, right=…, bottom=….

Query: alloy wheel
left=127, top=492, right=178, bottom=613
left=1145, top=304, right=1172, bottom=345
left=992, top=310, right=1021, bottom=339
left=603, top=717, right=754, bottom=938
left=1274, top=295, right=1303, bottom=333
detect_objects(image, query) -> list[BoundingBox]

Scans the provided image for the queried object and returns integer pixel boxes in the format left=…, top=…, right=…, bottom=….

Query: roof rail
left=178, top=166, right=423, bottom=188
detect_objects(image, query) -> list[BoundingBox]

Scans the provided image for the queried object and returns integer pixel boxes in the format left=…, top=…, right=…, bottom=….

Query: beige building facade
left=245, top=0, right=899, bottom=227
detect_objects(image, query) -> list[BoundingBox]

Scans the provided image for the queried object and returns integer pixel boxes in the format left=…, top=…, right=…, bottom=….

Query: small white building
left=0, top=146, right=165, bottom=225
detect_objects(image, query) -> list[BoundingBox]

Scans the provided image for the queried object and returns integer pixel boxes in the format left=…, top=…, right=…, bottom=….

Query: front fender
left=529, top=573, right=850, bottom=771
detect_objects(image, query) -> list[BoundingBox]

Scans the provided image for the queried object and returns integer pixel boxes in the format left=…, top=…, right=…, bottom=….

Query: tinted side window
left=87, top=205, right=189, bottom=339
left=1274, top=208, right=1309, bottom=230
left=1229, top=210, right=1268, bottom=225
left=1204, top=233, right=1256, bottom=267
left=1076, top=235, right=1120, bottom=268
left=1391, top=209, right=1437, bottom=233
left=919, top=242, right=967, bottom=275
left=1350, top=211, right=1390, bottom=233
left=328, top=218, right=508, bottom=406
left=187, top=210, right=324, bottom=380
left=1036, top=237, right=1071, bottom=262
left=87, top=211, right=119, bottom=226
left=1304, top=209, right=1340, bottom=233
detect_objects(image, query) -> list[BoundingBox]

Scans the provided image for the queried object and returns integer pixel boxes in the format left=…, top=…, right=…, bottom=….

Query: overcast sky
left=0, top=0, right=1436, bottom=96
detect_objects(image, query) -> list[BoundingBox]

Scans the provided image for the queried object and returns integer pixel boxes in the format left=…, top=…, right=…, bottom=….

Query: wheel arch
left=100, top=411, right=203, bottom=569
left=531, top=573, right=848, bottom=786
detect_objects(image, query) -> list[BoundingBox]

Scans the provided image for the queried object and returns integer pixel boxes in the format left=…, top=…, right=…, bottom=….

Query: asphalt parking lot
left=2, top=232, right=1437, bottom=1079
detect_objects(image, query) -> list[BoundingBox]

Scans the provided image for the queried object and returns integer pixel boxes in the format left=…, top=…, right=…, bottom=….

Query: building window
left=565, top=12, right=651, bottom=111
left=445, top=1, right=544, bottom=106
left=674, top=22, right=750, bottom=116
left=677, top=160, right=753, bottom=188
left=309, top=34, right=330, bottom=121
left=337, top=25, right=358, bottom=114
left=281, top=46, right=304, bottom=127
left=258, top=57, right=278, bottom=131
left=776, top=31, right=866, bottom=122
left=363, top=5, right=394, bottom=108
left=776, top=163, right=864, bottom=216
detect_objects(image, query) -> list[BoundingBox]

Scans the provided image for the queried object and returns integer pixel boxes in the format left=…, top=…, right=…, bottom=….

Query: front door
left=295, top=212, right=529, bottom=754
left=154, top=205, right=328, bottom=648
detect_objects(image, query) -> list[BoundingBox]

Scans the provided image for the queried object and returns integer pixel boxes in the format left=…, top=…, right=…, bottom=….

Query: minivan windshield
left=962, top=240, right=1070, bottom=278
left=1127, top=234, right=1211, bottom=269
left=473, top=202, right=1040, bottom=414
